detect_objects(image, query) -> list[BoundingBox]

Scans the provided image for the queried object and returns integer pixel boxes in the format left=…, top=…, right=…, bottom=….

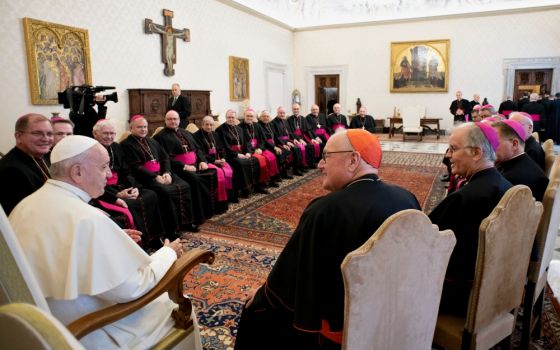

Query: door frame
left=305, top=65, right=348, bottom=114
left=503, top=57, right=560, bottom=100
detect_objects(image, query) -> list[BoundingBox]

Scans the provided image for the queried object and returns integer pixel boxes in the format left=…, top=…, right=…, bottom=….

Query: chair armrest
left=67, top=248, right=215, bottom=339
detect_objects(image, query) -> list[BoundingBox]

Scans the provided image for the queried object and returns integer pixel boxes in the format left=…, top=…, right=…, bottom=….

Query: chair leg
left=532, top=289, right=545, bottom=338
left=461, top=330, right=473, bottom=350
left=521, top=282, right=536, bottom=348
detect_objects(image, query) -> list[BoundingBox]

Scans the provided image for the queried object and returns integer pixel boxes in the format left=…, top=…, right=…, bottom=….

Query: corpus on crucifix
left=145, top=9, right=190, bottom=76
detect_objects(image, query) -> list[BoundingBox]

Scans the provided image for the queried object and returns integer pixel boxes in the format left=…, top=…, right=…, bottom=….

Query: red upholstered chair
left=341, top=209, right=456, bottom=349
left=433, top=186, right=543, bottom=350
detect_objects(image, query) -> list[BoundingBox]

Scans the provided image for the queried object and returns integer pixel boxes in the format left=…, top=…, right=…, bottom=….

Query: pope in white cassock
left=9, top=135, right=202, bottom=349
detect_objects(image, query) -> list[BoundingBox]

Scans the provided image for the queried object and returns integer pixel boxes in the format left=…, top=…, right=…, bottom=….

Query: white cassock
left=9, top=179, right=202, bottom=350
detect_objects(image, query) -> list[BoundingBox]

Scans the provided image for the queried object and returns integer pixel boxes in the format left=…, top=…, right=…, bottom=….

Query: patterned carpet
left=181, top=151, right=557, bottom=350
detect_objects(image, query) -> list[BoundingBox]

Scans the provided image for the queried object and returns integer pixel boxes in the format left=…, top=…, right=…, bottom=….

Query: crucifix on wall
left=144, top=9, right=190, bottom=76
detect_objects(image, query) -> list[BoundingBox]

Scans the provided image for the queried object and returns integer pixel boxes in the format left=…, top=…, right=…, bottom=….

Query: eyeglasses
left=20, top=131, right=53, bottom=138
left=322, top=150, right=354, bottom=162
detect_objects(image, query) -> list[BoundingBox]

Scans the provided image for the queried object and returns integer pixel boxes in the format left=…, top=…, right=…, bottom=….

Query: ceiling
left=223, top=0, right=560, bottom=30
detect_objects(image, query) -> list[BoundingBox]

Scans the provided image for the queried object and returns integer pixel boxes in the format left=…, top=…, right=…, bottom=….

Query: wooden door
left=315, top=75, right=339, bottom=115
left=513, top=69, right=553, bottom=101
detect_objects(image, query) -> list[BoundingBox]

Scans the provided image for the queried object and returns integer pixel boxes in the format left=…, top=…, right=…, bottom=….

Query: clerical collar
left=345, top=174, right=379, bottom=188
left=47, top=179, right=92, bottom=203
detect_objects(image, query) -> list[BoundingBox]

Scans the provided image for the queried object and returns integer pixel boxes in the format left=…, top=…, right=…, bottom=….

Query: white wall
left=0, top=0, right=293, bottom=153
left=293, top=9, right=560, bottom=131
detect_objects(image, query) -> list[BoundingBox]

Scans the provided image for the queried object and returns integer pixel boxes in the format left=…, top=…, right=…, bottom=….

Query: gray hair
left=92, top=119, right=115, bottom=133
left=465, top=124, right=496, bottom=162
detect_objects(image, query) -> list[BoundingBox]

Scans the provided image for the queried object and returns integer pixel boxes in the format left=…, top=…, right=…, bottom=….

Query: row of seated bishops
left=442, top=112, right=550, bottom=204
left=0, top=101, right=375, bottom=252
left=0, top=116, right=556, bottom=349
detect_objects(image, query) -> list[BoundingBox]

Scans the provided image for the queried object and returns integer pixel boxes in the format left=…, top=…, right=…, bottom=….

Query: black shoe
left=240, top=189, right=250, bottom=198
left=268, top=182, right=280, bottom=188
left=440, top=174, right=450, bottom=182
left=301, top=167, right=309, bottom=173
left=308, top=163, right=317, bottom=169
left=255, top=186, right=270, bottom=194
left=184, top=224, right=200, bottom=233
left=293, top=170, right=304, bottom=176
left=281, top=173, right=293, bottom=179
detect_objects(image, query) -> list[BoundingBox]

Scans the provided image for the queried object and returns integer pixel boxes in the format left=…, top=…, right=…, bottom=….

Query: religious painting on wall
left=23, top=17, right=92, bottom=105
left=390, top=39, right=449, bottom=93
left=229, top=56, right=250, bottom=101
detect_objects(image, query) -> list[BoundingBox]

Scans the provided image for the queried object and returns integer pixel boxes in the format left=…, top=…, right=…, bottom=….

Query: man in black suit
left=449, top=90, right=471, bottom=123
left=167, top=83, right=191, bottom=128
left=498, top=96, right=517, bottom=117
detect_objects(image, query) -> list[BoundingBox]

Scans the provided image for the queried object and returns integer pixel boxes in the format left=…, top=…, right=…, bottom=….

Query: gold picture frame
left=23, top=17, right=93, bottom=105
left=390, top=39, right=449, bottom=93
left=229, top=56, right=250, bottom=101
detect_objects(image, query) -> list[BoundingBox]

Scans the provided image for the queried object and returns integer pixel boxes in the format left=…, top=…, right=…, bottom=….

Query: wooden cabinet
left=128, top=89, right=211, bottom=135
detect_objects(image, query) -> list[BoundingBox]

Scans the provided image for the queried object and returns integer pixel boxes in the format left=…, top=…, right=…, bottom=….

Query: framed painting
left=229, top=56, right=250, bottom=101
left=23, top=17, right=92, bottom=105
left=390, top=39, right=449, bottom=93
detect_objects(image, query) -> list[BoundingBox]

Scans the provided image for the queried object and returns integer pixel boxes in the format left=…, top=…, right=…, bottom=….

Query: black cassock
left=522, top=101, right=546, bottom=138
left=349, top=115, right=376, bottom=133
left=194, top=129, right=238, bottom=204
left=235, top=175, right=420, bottom=350
left=429, top=167, right=512, bottom=317
left=326, top=113, right=348, bottom=134
left=154, top=128, right=215, bottom=223
left=271, top=117, right=306, bottom=172
left=0, top=147, right=49, bottom=215
left=305, top=113, right=330, bottom=143
left=288, top=114, right=322, bottom=165
left=258, top=120, right=292, bottom=175
left=99, top=142, right=167, bottom=248
left=215, top=123, right=259, bottom=193
left=525, top=135, right=545, bottom=171
left=121, top=135, right=194, bottom=234
left=551, top=100, right=560, bottom=144
left=498, top=153, right=549, bottom=202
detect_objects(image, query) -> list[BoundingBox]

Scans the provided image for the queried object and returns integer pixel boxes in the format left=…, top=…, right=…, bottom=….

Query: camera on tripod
left=58, top=85, right=118, bottom=115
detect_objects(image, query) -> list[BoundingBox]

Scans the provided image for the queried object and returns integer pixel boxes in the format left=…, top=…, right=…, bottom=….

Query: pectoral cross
left=145, top=9, right=190, bottom=76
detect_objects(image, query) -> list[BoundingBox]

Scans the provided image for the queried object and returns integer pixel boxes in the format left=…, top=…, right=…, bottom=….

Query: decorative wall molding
left=503, top=57, right=560, bottom=98
left=263, top=61, right=288, bottom=111
left=304, top=65, right=348, bottom=113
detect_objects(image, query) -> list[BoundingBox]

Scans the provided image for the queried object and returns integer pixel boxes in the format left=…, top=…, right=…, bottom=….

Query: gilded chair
left=0, top=204, right=214, bottom=349
left=542, top=139, right=556, bottom=178
left=186, top=123, right=199, bottom=134
left=0, top=303, right=85, bottom=350
left=341, top=209, right=456, bottom=349
left=117, top=130, right=131, bottom=143
left=521, top=157, right=560, bottom=348
left=401, top=106, right=424, bottom=141
left=151, top=126, right=164, bottom=137
left=433, top=185, right=543, bottom=350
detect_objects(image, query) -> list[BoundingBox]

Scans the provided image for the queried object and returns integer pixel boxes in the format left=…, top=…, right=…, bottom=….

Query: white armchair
left=401, top=106, right=425, bottom=141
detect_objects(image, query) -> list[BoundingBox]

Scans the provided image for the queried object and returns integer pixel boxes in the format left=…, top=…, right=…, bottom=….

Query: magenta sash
left=294, top=129, right=303, bottom=136
left=221, top=162, right=233, bottom=189
left=266, top=138, right=274, bottom=144
left=252, top=154, right=269, bottom=183
left=107, top=171, right=118, bottom=186
left=173, top=151, right=197, bottom=165
left=97, top=200, right=136, bottom=230
left=279, top=136, right=290, bottom=141
left=231, top=145, right=242, bottom=152
left=297, top=144, right=307, bottom=166
left=143, top=160, right=160, bottom=173
left=251, top=138, right=258, bottom=148
left=262, top=150, right=279, bottom=176
left=332, top=123, right=346, bottom=132
left=314, top=128, right=330, bottom=140
left=530, top=113, right=540, bottom=122
left=502, top=110, right=513, bottom=117
left=312, top=143, right=320, bottom=158
left=208, top=147, right=217, bottom=155
left=207, top=163, right=227, bottom=201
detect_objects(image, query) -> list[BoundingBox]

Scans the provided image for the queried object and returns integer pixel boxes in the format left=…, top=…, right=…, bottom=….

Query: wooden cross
left=145, top=9, right=190, bottom=77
